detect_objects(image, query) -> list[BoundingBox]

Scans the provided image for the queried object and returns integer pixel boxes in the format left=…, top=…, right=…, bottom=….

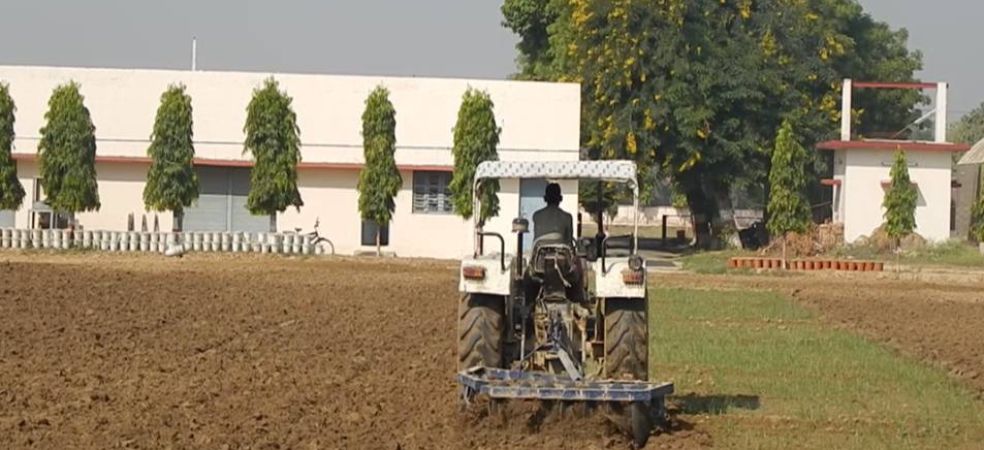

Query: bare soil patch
left=0, top=253, right=687, bottom=449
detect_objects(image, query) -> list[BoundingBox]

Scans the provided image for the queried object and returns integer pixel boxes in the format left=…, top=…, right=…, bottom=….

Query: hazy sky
left=0, top=0, right=979, bottom=117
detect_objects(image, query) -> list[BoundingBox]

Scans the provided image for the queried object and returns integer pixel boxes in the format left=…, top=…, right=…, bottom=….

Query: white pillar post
left=935, top=82, right=948, bottom=143
left=841, top=79, right=853, bottom=142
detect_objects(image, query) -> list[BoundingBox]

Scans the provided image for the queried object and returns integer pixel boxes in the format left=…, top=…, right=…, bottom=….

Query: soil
left=657, top=272, right=984, bottom=397
left=3, top=254, right=981, bottom=450
left=0, top=253, right=697, bottom=450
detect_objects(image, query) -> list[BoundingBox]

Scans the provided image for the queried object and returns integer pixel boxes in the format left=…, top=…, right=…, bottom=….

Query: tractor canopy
left=473, top=160, right=639, bottom=186
left=471, top=160, right=641, bottom=252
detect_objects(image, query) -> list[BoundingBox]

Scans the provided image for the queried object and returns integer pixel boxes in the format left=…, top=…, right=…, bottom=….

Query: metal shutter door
left=0, top=210, right=13, bottom=227
left=229, top=168, right=271, bottom=233
left=183, top=167, right=231, bottom=232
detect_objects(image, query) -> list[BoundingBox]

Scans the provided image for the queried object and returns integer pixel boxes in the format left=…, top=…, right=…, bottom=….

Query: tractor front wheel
left=604, top=298, right=648, bottom=380
left=457, top=294, right=505, bottom=370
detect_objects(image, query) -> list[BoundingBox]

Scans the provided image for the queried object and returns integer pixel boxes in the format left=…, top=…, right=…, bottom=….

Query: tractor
left=456, top=160, right=673, bottom=447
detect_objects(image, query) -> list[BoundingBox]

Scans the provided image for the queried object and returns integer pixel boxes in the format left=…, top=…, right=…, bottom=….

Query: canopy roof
left=474, top=160, right=638, bottom=186
left=958, top=138, right=984, bottom=166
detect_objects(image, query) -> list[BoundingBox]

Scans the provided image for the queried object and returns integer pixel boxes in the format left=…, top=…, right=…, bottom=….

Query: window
left=361, top=220, right=390, bottom=247
left=412, top=171, right=453, bottom=214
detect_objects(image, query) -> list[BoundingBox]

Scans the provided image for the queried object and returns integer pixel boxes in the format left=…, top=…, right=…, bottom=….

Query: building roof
left=817, top=139, right=970, bottom=153
left=957, top=138, right=984, bottom=165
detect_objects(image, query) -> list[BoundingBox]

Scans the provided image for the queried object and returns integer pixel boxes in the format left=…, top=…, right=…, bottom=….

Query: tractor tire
left=457, top=294, right=505, bottom=371
left=604, top=298, right=648, bottom=380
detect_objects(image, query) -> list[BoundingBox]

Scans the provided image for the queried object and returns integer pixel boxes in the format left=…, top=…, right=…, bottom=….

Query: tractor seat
left=529, top=234, right=576, bottom=280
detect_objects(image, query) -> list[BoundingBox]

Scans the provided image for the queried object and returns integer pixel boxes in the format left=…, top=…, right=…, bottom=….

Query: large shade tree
left=38, top=81, right=100, bottom=217
left=244, top=78, right=303, bottom=231
left=144, top=84, right=198, bottom=231
left=949, top=101, right=984, bottom=145
left=0, top=82, right=25, bottom=212
left=358, top=86, right=401, bottom=256
left=502, top=0, right=923, bottom=247
left=449, top=88, right=501, bottom=222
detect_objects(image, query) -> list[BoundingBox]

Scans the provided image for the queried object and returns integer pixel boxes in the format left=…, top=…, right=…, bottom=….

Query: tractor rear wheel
left=604, top=298, right=648, bottom=380
left=457, top=294, right=505, bottom=370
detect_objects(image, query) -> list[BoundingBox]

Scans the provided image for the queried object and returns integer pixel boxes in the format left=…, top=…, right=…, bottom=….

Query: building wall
left=14, top=160, right=175, bottom=231
left=0, top=66, right=579, bottom=165
left=0, top=66, right=581, bottom=259
left=842, top=149, right=952, bottom=242
left=953, top=164, right=979, bottom=240
left=279, top=170, right=577, bottom=259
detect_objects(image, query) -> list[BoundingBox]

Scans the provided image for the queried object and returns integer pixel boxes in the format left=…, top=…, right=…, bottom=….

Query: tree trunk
left=376, top=228, right=382, bottom=257
left=895, top=237, right=901, bottom=274
left=173, top=210, right=184, bottom=232
left=595, top=208, right=605, bottom=258
left=269, top=214, right=277, bottom=233
left=684, top=182, right=723, bottom=250
left=782, top=232, right=788, bottom=270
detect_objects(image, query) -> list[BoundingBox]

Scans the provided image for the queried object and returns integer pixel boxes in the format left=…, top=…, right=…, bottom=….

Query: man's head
left=544, top=183, right=562, bottom=205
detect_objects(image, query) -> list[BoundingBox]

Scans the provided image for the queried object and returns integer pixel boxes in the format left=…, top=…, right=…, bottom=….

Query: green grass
left=649, top=287, right=984, bottom=449
left=581, top=223, right=693, bottom=240
left=833, top=240, right=984, bottom=268
left=680, top=250, right=750, bottom=274
left=682, top=242, right=984, bottom=274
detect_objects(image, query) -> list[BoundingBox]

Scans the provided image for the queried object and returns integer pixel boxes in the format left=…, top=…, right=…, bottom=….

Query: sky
left=0, top=0, right=979, bottom=117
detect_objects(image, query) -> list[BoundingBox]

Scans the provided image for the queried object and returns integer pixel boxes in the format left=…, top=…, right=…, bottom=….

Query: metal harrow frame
left=458, top=366, right=674, bottom=404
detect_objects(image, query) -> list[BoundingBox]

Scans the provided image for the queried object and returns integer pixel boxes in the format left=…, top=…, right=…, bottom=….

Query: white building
left=819, top=79, right=969, bottom=243
left=0, top=65, right=581, bottom=259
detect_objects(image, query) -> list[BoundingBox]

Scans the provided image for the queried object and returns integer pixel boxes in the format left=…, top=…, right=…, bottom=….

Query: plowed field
left=2, top=254, right=983, bottom=449
left=0, top=254, right=658, bottom=449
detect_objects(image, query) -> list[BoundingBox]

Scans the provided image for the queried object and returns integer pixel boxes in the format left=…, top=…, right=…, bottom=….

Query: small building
left=818, top=79, right=970, bottom=243
left=955, top=138, right=984, bottom=238
left=0, top=65, right=581, bottom=259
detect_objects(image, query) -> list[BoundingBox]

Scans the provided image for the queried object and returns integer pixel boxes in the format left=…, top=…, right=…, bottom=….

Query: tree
left=358, top=86, right=401, bottom=256
left=0, top=82, right=25, bottom=211
left=502, top=0, right=923, bottom=248
left=449, top=88, right=501, bottom=223
left=883, top=149, right=917, bottom=249
left=767, top=120, right=811, bottom=266
left=244, top=78, right=303, bottom=231
left=38, top=81, right=100, bottom=216
left=144, top=84, right=198, bottom=231
left=971, top=191, right=984, bottom=243
left=949, top=101, right=984, bottom=145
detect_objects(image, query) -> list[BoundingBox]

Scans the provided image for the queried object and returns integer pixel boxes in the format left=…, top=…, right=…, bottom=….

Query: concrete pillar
left=841, top=79, right=853, bottom=142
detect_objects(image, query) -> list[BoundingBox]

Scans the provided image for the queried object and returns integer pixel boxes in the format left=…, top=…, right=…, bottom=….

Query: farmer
left=532, top=183, right=584, bottom=300
left=532, top=183, right=574, bottom=246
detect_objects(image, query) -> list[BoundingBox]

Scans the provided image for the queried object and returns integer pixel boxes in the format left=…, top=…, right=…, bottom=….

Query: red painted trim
left=852, top=82, right=938, bottom=90
left=11, top=153, right=452, bottom=172
left=817, top=140, right=970, bottom=153
left=820, top=179, right=842, bottom=187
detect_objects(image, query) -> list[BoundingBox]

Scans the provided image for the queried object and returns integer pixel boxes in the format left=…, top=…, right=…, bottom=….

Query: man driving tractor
left=531, top=182, right=584, bottom=301
left=532, top=183, right=573, bottom=246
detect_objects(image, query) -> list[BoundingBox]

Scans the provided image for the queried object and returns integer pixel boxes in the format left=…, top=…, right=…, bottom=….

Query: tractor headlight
left=628, top=255, right=644, bottom=271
